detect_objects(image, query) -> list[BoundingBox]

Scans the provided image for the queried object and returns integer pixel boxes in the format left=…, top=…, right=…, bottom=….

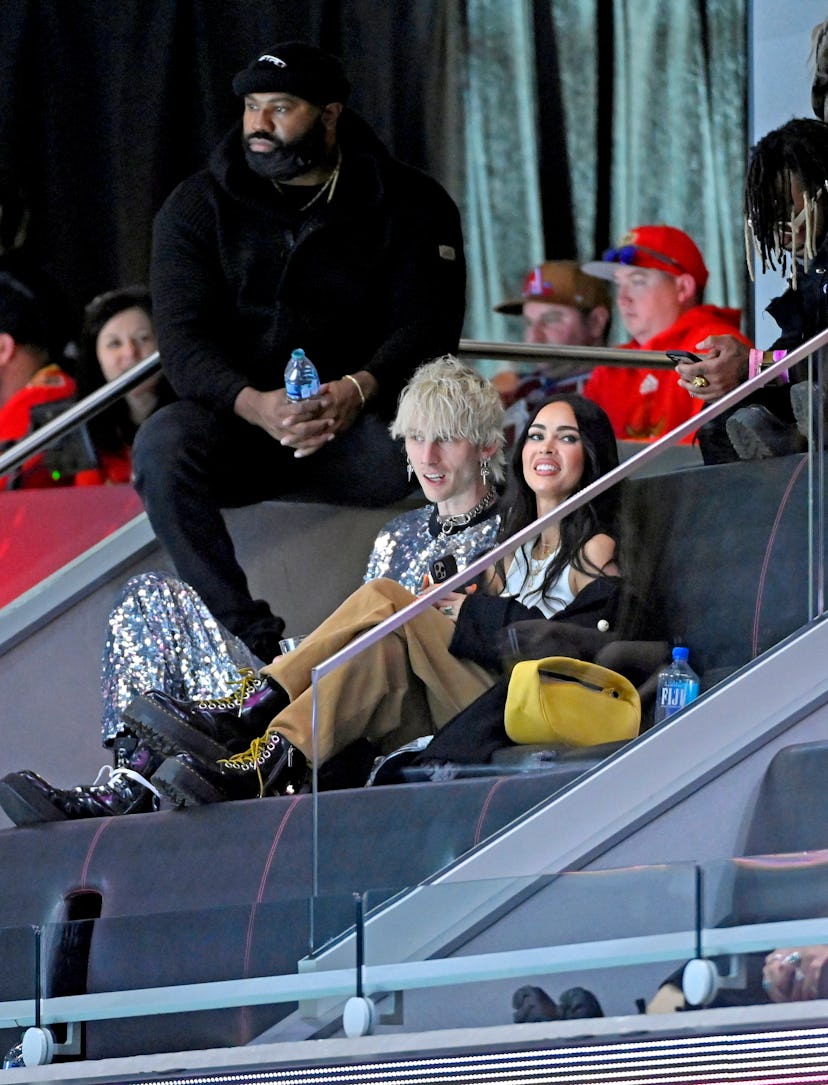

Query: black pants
left=132, top=401, right=410, bottom=650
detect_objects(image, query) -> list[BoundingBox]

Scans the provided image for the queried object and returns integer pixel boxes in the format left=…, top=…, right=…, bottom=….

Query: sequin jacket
left=363, top=504, right=500, bottom=595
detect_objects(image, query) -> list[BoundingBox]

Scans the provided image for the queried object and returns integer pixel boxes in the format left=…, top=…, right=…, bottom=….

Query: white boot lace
left=90, top=765, right=164, bottom=803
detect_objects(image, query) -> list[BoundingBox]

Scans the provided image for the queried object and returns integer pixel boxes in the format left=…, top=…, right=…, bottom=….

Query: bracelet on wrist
left=343, top=373, right=366, bottom=408
left=748, top=348, right=789, bottom=384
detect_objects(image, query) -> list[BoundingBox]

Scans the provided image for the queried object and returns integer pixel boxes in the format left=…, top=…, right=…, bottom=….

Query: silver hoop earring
left=406, top=456, right=413, bottom=482
left=480, top=458, right=490, bottom=483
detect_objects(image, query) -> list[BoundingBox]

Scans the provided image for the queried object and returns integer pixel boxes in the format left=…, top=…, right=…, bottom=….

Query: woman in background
left=74, top=285, right=171, bottom=484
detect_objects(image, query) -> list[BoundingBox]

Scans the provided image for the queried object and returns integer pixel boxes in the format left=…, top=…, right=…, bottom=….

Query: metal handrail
left=0, top=342, right=678, bottom=481
left=0, top=351, right=161, bottom=480
left=458, top=338, right=677, bottom=366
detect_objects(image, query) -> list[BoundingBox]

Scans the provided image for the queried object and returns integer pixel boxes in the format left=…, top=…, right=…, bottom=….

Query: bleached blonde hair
left=390, top=354, right=506, bottom=484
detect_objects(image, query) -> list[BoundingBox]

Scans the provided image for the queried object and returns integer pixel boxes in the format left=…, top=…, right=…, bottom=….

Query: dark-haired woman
left=73, top=286, right=171, bottom=484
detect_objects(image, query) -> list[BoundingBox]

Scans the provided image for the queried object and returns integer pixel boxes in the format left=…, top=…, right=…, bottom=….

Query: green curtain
left=458, top=0, right=748, bottom=343
left=609, top=0, right=747, bottom=322
left=460, top=0, right=545, bottom=342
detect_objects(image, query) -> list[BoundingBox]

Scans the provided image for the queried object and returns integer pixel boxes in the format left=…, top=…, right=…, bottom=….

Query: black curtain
left=0, top=0, right=456, bottom=337
left=532, top=0, right=575, bottom=260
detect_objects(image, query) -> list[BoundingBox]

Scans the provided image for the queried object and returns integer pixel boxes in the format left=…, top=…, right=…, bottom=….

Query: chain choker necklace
left=436, top=488, right=497, bottom=537
left=271, top=147, right=342, bottom=214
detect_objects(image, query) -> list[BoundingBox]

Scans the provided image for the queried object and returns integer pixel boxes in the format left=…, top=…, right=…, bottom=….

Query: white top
left=502, top=540, right=576, bottom=618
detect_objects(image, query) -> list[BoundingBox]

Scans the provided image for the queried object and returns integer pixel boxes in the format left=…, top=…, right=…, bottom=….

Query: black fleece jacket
left=766, top=231, right=828, bottom=378
left=150, top=110, right=466, bottom=418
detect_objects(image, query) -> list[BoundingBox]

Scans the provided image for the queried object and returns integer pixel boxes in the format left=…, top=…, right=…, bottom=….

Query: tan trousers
left=259, top=578, right=495, bottom=764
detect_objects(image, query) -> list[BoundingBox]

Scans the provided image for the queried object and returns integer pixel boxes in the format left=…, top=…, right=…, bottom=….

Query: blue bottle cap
left=291, top=348, right=305, bottom=359
left=672, top=646, right=690, bottom=661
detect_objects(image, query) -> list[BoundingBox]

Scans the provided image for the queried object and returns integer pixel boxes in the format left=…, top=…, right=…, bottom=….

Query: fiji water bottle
left=284, top=348, right=320, bottom=401
left=654, top=646, right=701, bottom=724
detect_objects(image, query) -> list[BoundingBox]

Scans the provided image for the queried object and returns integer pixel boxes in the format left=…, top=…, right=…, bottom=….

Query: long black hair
left=745, top=118, right=828, bottom=280
left=496, top=394, right=620, bottom=595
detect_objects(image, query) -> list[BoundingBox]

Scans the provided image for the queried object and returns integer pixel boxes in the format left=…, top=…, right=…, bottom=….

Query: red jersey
left=74, top=447, right=133, bottom=487
left=0, top=364, right=77, bottom=489
left=583, top=305, right=752, bottom=442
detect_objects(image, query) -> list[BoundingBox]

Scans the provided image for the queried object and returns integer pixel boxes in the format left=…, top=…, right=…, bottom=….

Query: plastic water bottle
left=654, top=646, right=701, bottom=724
left=284, top=348, right=320, bottom=401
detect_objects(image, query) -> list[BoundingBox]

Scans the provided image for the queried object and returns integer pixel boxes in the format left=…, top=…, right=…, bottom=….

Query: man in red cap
left=580, top=225, right=752, bottom=442
left=0, top=271, right=77, bottom=488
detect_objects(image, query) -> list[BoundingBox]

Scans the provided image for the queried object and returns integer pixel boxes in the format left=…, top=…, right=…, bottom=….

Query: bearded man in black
left=135, top=42, right=466, bottom=661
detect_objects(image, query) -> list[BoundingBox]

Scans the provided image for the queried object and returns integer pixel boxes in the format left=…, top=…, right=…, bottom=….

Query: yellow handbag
left=505, top=656, right=641, bottom=747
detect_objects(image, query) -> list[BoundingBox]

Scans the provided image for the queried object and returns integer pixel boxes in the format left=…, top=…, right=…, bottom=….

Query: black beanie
left=232, top=42, right=350, bottom=106
left=0, top=272, right=49, bottom=349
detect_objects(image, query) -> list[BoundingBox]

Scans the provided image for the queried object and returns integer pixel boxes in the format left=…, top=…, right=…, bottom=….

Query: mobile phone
left=429, top=554, right=459, bottom=585
left=666, top=350, right=703, bottom=365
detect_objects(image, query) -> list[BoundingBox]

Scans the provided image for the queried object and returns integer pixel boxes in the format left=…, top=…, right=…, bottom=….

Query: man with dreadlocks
left=673, top=117, right=828, bottom=462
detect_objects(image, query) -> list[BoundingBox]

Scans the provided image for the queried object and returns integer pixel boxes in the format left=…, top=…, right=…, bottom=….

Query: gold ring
left=691, top=375, right=710, bottom=389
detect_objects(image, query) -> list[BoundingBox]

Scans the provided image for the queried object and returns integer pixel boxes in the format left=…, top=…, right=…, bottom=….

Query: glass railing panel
left=359, top=864, right=699, bottom=1031
left=0, top=923, right=38, bottom=1063
left=0, top=355, right=159, bottom=614
left=0, top=870, right=695, bottom=1055
left=24, top=895, right=360, bottom=1060
left=3, top=859, right=826, bottom=1059
left=0, top=483, right=145, bottom=611
left=675, top=852, right=828, bottom=1013
left=2, top=336, right=826, bottom=933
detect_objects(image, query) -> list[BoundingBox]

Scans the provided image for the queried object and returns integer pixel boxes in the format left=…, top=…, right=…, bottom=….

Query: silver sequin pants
left=100, top=571, right=261, bottom=745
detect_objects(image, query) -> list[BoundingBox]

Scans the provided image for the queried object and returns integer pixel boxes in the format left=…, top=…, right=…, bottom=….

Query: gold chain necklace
left=272, top=148, right=342, bottom=213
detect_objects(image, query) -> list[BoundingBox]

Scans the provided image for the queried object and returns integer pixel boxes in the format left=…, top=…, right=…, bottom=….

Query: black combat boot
left=0, top=733, right=163, bottom=826
left=151, top=725, right=306, bottom=807
left=122, top=667, right=288, bottom=763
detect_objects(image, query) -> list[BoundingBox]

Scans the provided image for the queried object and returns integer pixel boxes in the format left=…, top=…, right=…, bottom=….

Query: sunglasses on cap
left=601, top=244, right=685, bottom=273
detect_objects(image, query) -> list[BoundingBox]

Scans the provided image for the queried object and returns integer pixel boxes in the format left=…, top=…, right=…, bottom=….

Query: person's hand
left=234, top=386, right=335, bottom=457
left=284, top=371, right=378, bottom=457
left=674, top=335, right=750, bottom=403
left=432, top=590, right=468, bottom=623
left=762, top=946, right=828, bottom=1002
left=309, top=375, right=369, bottom=439
left=235, top=372, right=377, bottom=458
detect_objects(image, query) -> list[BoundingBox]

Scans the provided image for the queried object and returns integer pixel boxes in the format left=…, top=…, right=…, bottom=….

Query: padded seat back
left=743, top=740, right=828, bottom=857
left=621, top=454, right=817, bottom=676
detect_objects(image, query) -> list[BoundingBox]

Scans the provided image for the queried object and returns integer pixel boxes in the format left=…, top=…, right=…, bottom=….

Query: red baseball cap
left=581, top=225, right=709, bottom=291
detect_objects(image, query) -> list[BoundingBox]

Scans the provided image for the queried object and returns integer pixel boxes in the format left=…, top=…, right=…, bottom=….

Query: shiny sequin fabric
left=101, top=505, right=499, bottom=746
left=363, top=505, right=500, bottom=594
left=100, top=571, right=260, bottom=745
